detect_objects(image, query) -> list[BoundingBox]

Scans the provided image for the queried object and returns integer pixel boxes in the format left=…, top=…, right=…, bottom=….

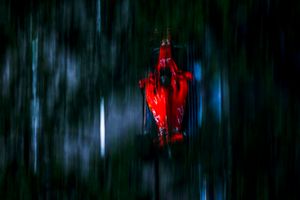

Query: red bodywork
left=139, top=39, right=192, bottom=147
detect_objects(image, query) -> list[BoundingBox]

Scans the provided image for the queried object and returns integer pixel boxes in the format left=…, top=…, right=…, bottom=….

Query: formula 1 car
left=139, top=38, right=193, bottom=150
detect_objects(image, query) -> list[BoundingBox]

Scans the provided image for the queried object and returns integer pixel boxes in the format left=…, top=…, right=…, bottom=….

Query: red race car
left=139, top=38, right=193, bottom=148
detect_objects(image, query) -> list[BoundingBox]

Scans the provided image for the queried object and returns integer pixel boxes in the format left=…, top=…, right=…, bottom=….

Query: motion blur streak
left=0, top=0, right=299, bottom=199
left=100, top=97, right=105, bottom=157
left=31, top=38, right=39, bottom=173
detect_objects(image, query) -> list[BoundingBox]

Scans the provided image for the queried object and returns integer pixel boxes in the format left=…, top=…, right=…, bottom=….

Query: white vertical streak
left=96, top=0, right=101, bottom=33
left=218, top=76, right=222, bottom=122
left=32, top=38, right=39, bottom=173
left=100, top=97, right=105, bottom=157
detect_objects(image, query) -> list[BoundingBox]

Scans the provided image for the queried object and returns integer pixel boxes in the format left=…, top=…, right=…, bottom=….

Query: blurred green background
left=0, top=0, right=300, bottom=199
